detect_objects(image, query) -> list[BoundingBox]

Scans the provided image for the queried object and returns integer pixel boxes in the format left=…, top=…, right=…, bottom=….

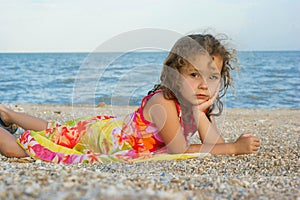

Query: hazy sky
left=0, top=0, right=299, bottom=52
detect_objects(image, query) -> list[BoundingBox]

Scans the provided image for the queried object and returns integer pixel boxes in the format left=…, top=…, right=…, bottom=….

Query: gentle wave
left=0, top=51, right=299, bottom=108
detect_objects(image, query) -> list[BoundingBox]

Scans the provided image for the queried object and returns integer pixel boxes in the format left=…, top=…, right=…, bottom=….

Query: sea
left=0, top=51, right=299, bottom=109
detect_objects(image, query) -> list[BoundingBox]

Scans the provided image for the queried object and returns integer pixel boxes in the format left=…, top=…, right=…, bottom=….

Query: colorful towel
left=16, top=115, right=209, bottom=164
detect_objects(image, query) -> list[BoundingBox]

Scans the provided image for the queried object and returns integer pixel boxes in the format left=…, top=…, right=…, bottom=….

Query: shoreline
left=6, top=103, right=300, bottom=108
left=0, top=104, right=299, bottom=199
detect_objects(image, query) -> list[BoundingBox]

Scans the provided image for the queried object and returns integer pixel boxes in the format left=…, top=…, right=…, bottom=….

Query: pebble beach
left=0, top=104, right=299, bottom=199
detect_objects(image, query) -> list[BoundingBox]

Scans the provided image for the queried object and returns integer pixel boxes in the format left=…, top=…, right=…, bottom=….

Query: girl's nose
left=198, top=76, right=208, bottom=89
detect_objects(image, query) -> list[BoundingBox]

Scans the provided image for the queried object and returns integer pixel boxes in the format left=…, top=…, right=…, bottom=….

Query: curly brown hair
left=148, top=34, right=237, bottom=118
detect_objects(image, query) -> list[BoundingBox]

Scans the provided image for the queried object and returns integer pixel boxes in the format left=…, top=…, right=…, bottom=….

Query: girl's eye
left=190, top=73, right=200, bottom=78
left=209, top=75, right=220, bottom=80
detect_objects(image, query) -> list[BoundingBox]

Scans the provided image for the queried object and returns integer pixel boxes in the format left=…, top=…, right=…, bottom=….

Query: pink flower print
left=18, top=130, right=30, bottom=144
left=61, top=154, right=82, bottom=164
left=32, top=145, right=55, bottom=162
left=112, top=128, right=124, bottom=148
left=86, top=150, right=101, bottom=163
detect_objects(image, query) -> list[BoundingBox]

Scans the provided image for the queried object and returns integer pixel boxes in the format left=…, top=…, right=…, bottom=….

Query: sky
left=0, top=0, right=299, bottom=52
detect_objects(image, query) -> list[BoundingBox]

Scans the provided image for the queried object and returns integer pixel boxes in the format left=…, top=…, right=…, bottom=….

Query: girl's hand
left=233, top=133, right=260, bottom=155
left=193, top=83, right=220, bottom=113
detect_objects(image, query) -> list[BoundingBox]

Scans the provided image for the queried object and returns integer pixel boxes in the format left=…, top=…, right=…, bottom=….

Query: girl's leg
left=0, top=127, right=27, bottom=158
left=0, top=104, right=48, bottom=132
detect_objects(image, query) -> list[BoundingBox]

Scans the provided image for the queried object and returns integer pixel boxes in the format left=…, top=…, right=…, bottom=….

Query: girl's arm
left=191, top=96, right=260, bottom=155
left=192, top=85, right=224, bottom=144
left=186, top=133, right=260, bottom=155
left=143, top=93, right=260, bottom=155
left=191, top=95, right=260, bottom=154
left=194, top=112, right=225, bottom=144
left=143, top=93, right=189, bottom=154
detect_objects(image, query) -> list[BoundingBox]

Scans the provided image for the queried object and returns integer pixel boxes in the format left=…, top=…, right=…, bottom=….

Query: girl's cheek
left=207, top=80, right=220, bottom=96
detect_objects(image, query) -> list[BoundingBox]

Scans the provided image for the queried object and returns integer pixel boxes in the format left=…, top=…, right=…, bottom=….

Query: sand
left=0, top=104, right=299, bottom=199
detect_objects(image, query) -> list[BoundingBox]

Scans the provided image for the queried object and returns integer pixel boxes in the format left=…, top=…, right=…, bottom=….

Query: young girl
left=0, top=34, right=260, bottom=164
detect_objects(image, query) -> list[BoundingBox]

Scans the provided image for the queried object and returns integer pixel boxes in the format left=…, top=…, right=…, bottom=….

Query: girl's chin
left=179, top=97, right=208, bottom=106
left=187, top=99, right=207, bottom=106
left=195, top=98, right=208, bottom=104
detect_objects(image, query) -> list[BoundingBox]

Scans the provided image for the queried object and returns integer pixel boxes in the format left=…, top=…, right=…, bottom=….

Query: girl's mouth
left=196, top=94, right=208, bottom=99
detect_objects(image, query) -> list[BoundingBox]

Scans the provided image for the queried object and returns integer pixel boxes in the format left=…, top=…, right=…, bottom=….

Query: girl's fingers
left=242, top=133, right=253, bottom=137
left=196, top=98, right=214, bottom=110
left=253, top=138, right=260, bottom=145
left=252, top=147, right=259, bottom=152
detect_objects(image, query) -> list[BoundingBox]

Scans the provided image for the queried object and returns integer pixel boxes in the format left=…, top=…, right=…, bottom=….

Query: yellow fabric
left=31, top=131, right=82, bottom=155
left=132, top=153, right=210, bottom=163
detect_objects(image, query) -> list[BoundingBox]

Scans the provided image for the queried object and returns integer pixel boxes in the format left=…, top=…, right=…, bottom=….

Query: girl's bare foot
left=0, top=104, right=12, bottom=125
left=0, top=104, right=16, bottom=133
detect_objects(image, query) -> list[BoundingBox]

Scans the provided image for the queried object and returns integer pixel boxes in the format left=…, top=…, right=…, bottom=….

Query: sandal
left=0, top=117, right=18, bottom=134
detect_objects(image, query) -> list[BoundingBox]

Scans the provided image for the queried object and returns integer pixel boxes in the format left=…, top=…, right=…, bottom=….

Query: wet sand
left=0, top=104, right=299, bottom=199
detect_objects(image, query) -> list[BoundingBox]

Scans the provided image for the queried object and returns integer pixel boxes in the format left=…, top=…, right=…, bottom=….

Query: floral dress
left=17, top=91, right=206, bottom=164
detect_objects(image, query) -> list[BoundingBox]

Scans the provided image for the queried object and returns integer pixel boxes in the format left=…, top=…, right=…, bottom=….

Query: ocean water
left=0, top=51, right=299, bottom=108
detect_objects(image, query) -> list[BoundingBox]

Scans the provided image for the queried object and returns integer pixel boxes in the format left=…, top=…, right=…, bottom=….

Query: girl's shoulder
left=146, top=92, right=176, bottom=108
left=142, top=92, right=180, bottom=123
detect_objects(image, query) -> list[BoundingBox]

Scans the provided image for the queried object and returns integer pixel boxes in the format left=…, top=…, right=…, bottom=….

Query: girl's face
left=179, top=54, right=223, bottom=106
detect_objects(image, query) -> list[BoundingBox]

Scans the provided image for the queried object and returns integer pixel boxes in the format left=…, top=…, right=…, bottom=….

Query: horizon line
left=0, top=49, right=299, bottom=54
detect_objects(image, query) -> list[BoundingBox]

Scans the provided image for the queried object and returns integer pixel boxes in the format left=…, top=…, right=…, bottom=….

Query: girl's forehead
left=187, top=54, right=220, bottom=73
left=187, top=54, right=223, bottom=73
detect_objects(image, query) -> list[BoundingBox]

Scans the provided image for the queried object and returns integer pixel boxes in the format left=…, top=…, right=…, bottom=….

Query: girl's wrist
left=192, top=106, right=206, bottom=114
left=192, top=109, right=206, bottom=119
left=228, top=142, right=237, bottom=155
